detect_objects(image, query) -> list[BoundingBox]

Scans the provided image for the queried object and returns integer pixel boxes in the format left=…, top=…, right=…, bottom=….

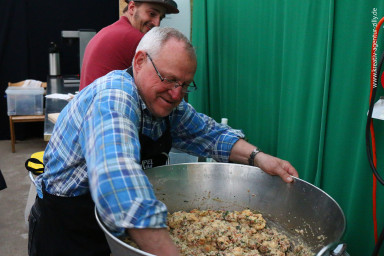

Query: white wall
left=160, top=0, right=191, bottom=40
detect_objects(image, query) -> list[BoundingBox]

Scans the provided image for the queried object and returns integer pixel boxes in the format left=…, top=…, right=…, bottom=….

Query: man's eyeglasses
left=146, top=53, right=197, bottom=93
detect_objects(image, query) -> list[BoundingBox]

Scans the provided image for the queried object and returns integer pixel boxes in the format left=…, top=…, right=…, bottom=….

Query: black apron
left=139, top=110, right=172, bottom=169
left=28, top=183, right=110, bottom=256
left=28, top=67, right=173, bottom=256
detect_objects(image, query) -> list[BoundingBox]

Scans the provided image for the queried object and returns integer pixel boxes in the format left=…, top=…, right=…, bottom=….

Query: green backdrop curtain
left=190, top=0, right=384, bottom=254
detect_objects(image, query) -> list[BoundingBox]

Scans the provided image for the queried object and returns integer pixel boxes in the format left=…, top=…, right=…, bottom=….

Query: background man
left=79, top=0, right=179, bottom=90
left=29, top=27, right=298, bottom=256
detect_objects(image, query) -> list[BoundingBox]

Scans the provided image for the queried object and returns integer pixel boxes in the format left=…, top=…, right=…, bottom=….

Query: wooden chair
left=8, top=81, right=47, bottom=153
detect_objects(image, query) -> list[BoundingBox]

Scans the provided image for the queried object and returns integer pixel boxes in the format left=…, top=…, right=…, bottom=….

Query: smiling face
left=133, top=38, right=197, bottom=117
left=127, top=2, right=166, bottom=33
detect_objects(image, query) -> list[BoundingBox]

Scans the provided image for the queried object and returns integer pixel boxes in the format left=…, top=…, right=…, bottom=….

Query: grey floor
left=0, top=138, right=46, bottom=256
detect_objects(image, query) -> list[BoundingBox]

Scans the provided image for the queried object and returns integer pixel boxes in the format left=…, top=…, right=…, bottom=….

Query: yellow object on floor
left=25, top=151, right=44, bottom=175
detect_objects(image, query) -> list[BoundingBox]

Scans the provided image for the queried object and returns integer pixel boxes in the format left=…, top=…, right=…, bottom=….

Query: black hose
left=373, top=225, right=384, bottom=256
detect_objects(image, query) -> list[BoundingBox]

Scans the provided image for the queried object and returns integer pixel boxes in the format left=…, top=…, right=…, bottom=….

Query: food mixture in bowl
left=167, top=209, right=313, bottom=256
left=123, top=209, right=313, bottom=255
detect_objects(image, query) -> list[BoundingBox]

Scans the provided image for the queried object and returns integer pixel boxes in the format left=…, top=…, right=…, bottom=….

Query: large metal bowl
left=95, top=163, right=346, bottom=256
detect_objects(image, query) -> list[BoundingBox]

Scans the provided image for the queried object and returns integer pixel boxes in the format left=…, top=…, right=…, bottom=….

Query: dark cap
left=125, top=0, right=179, bottom=14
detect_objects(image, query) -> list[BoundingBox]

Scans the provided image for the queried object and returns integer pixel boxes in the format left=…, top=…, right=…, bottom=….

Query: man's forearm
left=228, top=139, right=258, bottom=165
left=128, top=228, right=180, bottom=256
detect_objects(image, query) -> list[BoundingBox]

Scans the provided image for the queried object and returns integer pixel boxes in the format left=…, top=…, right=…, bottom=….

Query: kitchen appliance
left=60, top=29, right=95, bottom=86
left=61, top=29, right=96, bottom=76
left=48, top=42, right=60, bottom=76
left=95, top=162, right=347, bottom=256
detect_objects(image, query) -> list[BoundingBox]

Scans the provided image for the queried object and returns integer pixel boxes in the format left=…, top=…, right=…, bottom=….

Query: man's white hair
left=133, top=27, right=195, bottom=64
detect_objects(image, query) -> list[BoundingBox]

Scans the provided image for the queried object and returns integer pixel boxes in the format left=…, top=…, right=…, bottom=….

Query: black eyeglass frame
left=146, top=53, right=197, bottom=93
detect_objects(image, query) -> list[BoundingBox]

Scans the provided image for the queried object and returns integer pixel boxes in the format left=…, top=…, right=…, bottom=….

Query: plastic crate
left=5, top=87, right=44, bottom=116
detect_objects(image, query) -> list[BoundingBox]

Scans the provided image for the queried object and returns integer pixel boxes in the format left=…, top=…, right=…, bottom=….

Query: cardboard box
left=5, top=87, right=44, bottom=116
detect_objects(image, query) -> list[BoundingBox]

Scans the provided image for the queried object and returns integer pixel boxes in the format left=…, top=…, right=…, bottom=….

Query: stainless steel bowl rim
left=95, top=208, right=155, bottom=256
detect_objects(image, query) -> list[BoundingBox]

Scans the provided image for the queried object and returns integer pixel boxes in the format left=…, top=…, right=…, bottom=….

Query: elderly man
left=79, top=0, right=179, bottom=90
left=29, top=27, right=298, bottom=256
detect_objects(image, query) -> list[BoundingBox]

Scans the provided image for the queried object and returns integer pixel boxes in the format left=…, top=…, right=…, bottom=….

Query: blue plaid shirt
left=35, top=69, right=244, bottom=235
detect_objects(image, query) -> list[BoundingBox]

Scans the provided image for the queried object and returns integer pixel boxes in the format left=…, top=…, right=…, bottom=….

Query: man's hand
left=254, top=152, right=298, bottom=183
left=229, top=139, right=298, bottom=183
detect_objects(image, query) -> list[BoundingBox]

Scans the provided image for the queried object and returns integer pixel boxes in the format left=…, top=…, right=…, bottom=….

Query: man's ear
left=133, top=51, right=146, bottom=72
left=128, top=1, right=136, bottom=15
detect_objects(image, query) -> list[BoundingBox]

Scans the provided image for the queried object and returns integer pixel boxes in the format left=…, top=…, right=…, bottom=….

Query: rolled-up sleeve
left=171, top=101, right=245, bottom=162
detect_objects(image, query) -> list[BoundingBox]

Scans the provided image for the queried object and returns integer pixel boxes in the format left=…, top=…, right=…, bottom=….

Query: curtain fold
left=191, top=0, right=384, bottom=254
left=190, top=0, right=211, bottom=114
left=313, top=0, right=335, bottom=187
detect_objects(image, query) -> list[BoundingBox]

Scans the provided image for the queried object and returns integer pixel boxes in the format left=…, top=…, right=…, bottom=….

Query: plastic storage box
left=5, top=87, right=44, bottom=116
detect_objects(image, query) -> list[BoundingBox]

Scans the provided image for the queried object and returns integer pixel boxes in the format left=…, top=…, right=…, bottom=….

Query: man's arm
left=128, top=228, right=180, bottom=256
left=86, top=87, right=168, bottom=235
left=228, top=139, right=298, bottom=183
